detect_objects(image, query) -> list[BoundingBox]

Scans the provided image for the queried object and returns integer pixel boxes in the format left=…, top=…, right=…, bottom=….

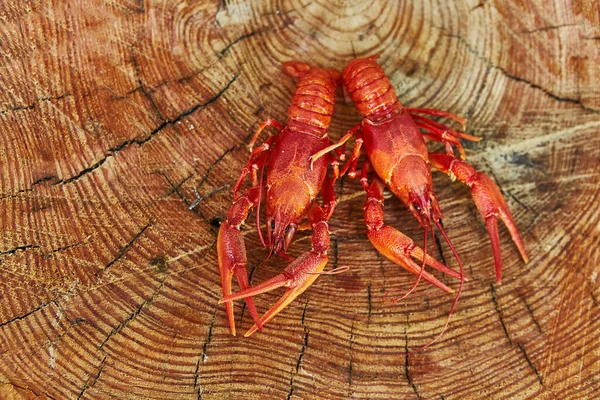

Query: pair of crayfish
left=216, top=56, right=528, bottom=348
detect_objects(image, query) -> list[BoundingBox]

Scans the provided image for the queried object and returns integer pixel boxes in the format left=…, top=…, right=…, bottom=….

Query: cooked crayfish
left=217, top=61, right=345, bottom=336
left=312, top=56, right=529, bottom=347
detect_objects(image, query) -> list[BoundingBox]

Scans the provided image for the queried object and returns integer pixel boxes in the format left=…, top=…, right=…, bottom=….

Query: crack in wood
left=77, top=355, right=107, bottom=399
left=151, top=28, right=253, bottom=92
left=590, top=290, right=599, bottom=309
left=180, top=143, right=242, bottom=227
left=506, top=189, right=539, bottom=218
left=440, top=30, right=599, bottom=114
left=158, top=172, right=194, bottom=200
left=195, top=309, right=216, bottom=399
left=196, top=145, right=239, bottom=192
left=43, top=241, right=87, bottom=259
left=95, top=221, right=152, bottom=276
left=160, top=173, right=194, bottom=207
left=54, top=136, right=153, bottom=186
left=470, top=1, right=486, bottom=11
left=98, top=278, right=166, bottom=349
left=404, top=317, right=423, bottom=400
left=202, top=310, right=217, bottom=364
left=433, top=232, right=447, bottom=266
left=194, top=357, right=203, bottom=399
left=522, top=295, right=543, bottom=334
left=287, top=301, right=310, bottom=400
left=54, top=73, right=240, bottom=185
left=517, top=343, right=544, bottom=386
left=50, top=313, right=93, bottom=348
left=0, top=244, right=41, bottom=257
left=0, top=298, right=56, bottom=327
left=158, top=172, right=220, bottom=231
left=0, top=93, right=73, bottom=115
left=218, top=30, right=265, bottom=57
left=130, top=44, right=165, bottom=121
left=33, top=175, right=58, bottom=186
left=367, top=282, right=373, bottom=326
left=489, top=283, right=547, bottom=387
left=520, top=23, right=576, bottom=34
left=489, top=284, right=512, bottom=345
left=189, top=185, right=230, bottom=210
left=239, top=261, right=260, bottom=327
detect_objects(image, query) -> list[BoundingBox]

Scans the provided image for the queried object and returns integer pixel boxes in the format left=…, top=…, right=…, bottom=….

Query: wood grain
left=0, top=0, right=599, bottom=399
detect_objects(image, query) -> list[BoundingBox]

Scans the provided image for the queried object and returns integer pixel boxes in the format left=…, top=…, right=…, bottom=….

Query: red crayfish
left=218, top=56, right=528, bottom=346
left=312, top=56, right=529, bottom=346
left=217, top=61, right=346, bottom=336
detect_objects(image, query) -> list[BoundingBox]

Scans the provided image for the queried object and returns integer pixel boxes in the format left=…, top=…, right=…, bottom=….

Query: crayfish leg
left=410, top=114, right=476, bottom=159
left=405, top=107, right=467, bottom=131
left=309, top=123, right=360, bottom=169
left=429, top=152, right=529, bottom=283
left=248, top=118, right=284, bottom=151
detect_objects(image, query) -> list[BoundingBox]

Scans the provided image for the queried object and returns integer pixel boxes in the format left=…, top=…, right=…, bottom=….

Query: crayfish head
left=265, top=179, right=309, bottom=254
left=408, top=190, right=443, bottom=229
left=267, top=214, right=298, bottom=254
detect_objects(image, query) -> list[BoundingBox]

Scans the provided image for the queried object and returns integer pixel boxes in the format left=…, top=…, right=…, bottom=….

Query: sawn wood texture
left=0, top=0, right=599, bottom=399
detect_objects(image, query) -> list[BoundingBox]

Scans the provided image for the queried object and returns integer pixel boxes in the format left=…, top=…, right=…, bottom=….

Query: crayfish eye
left=270, top=220, right=276, bottom=229
left=413, top=202, right=421, bottom=212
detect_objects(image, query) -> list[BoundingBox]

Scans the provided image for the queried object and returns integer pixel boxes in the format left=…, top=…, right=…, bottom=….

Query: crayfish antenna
left=411, top=219, right=465, bottom=352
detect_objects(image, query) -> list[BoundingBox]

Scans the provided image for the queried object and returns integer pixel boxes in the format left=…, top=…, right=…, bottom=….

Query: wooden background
left=1, top=0, right=599, bottom=399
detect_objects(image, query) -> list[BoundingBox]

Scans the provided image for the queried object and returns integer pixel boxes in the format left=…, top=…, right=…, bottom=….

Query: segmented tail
left=283, top=61, right=340, bottom=136
left=342, top=56, right=402, bottom=122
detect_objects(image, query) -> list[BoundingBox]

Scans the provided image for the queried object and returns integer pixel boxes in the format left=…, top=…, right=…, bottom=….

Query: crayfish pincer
left=217, top=61, right=344, bottom=336
left=312, top=56, right=528, bottom=349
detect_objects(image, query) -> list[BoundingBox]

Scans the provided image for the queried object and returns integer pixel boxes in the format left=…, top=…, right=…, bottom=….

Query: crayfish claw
left=221, top=210, right=332, bottom=335
left=429, top=153, right=529, bottom=283
left=217, top=187, right=265, bottom=335
left=220, top=251, right=329, bottom=336
left=473, top=174, right=529, bottom=283
left=363, top=179, right=460, bottom=293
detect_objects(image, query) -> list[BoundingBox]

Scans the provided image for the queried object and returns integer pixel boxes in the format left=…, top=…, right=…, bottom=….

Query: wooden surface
left=1, top=0, right=599, bottom=399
